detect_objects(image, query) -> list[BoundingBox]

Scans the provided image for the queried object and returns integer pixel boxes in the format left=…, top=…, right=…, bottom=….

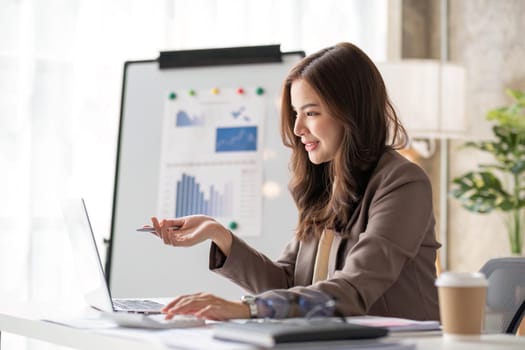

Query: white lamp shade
left=376, top=60, right=465, bottom=138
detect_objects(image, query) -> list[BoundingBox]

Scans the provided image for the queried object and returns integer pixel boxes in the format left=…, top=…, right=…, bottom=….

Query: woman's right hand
left=150, top=215, right=233, bottom=256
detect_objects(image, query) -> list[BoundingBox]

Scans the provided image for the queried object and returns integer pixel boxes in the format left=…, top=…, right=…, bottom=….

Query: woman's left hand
left=162, top=292, right=250, bottom=321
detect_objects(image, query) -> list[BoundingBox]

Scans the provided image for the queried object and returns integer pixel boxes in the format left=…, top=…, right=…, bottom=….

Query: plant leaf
left=506, top=88, right=525, bottom=102
left=510, top=160, right=525, bottom=175
left=450, top=171, right=514, bottom=213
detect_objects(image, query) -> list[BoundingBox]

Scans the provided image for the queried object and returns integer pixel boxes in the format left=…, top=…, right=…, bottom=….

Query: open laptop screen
left=61, top=198, right=114, bottom=312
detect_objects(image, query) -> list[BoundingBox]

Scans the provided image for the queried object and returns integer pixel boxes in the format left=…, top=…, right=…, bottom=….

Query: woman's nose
left=293, top=117, right=306, bottom=137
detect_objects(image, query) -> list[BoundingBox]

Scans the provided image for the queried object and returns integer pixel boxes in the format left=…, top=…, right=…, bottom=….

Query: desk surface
left=1, top=303, right=525, bottom=350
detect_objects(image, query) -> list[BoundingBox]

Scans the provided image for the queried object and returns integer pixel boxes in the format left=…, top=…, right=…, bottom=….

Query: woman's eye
left=305, top=111, right=318, bottom=117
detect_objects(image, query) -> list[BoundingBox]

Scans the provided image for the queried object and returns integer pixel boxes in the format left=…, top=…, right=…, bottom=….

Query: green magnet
left=228, top=221, right=238, bottom=230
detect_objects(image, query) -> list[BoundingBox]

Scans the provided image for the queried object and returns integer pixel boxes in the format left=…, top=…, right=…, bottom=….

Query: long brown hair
left=280, top=42, right=407, bottom=241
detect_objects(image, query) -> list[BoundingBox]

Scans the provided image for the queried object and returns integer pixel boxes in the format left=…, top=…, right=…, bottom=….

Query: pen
left=136, top=226, right=181, bottom=233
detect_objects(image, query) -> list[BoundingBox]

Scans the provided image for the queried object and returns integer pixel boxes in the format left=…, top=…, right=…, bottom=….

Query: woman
left=149, top=42, right=440, bottom=321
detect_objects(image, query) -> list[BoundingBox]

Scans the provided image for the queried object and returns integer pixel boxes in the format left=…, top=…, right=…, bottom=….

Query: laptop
left=60, top=198, right=164, bottom=314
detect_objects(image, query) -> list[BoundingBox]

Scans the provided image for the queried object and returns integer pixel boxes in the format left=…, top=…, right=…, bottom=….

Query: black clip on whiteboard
left=158, top=45, right=283, bottom=69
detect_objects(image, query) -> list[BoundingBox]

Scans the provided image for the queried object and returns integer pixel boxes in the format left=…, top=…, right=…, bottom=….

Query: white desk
left=0, top=303, right=166, bottom=350
left=1, top=303, right=525, bottom=350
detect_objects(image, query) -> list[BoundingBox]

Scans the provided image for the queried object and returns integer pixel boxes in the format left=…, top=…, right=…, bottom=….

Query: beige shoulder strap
left=312, top=229, right=335, bottom=283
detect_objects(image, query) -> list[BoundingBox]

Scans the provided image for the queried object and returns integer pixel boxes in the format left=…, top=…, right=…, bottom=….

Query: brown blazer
left=210, top=150, right=441, bottom=320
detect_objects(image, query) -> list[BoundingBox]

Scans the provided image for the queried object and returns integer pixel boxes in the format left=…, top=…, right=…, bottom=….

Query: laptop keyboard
left=113, top=299, right=164, bottom=312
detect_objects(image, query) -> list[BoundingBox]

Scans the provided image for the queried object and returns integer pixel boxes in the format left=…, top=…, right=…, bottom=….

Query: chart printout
left=157, top=88, right=265, bottom=237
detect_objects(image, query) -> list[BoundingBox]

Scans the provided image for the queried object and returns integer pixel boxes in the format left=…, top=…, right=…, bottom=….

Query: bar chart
left=175, top=173, right=233, bottom=217
left=157, top=161, right=262, bottom=236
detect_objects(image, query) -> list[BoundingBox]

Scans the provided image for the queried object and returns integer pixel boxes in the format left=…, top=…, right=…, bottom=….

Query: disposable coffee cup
left=435, top=272, right=488, bottom=339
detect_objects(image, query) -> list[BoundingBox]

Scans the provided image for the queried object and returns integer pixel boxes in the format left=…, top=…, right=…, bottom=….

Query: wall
left=402, top=0, right=525, bottom=271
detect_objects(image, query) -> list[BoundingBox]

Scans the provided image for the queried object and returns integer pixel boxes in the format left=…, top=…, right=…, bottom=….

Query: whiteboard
left=108, top=48, right=304, bottom=299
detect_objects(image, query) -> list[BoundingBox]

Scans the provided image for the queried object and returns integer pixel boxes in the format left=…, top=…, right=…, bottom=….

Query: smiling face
left=291, top=79, right=345, bottom=165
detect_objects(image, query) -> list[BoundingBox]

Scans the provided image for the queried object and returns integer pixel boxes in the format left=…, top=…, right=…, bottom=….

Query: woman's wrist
left=211, top=223, right=233, bottom=256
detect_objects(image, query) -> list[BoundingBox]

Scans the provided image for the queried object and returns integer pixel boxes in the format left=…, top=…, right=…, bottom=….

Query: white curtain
left=0, top=0, right=386, bottom=348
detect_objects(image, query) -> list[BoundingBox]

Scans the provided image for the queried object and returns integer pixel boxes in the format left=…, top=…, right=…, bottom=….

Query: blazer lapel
left=327, top=200, right=365, bottom=278
left=295, top=238, right=318, bottom=285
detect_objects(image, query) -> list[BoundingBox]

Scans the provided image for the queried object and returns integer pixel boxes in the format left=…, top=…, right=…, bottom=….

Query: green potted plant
left=451, top=88, right=525, bottom=255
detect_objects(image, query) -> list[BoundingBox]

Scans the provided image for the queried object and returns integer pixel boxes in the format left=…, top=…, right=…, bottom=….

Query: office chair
left=479, top=257, right=525, bottom=334
left=506, top=298, right=525, bottom=335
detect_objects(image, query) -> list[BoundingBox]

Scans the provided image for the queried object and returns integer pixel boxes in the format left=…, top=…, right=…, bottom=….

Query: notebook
left=213, top=318, right=389, bottom=347
left=60, top=198, right=164, bottom=314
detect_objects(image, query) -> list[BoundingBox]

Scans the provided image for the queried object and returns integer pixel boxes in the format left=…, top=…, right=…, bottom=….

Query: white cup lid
left=435, top=272, right=489, bottom=287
